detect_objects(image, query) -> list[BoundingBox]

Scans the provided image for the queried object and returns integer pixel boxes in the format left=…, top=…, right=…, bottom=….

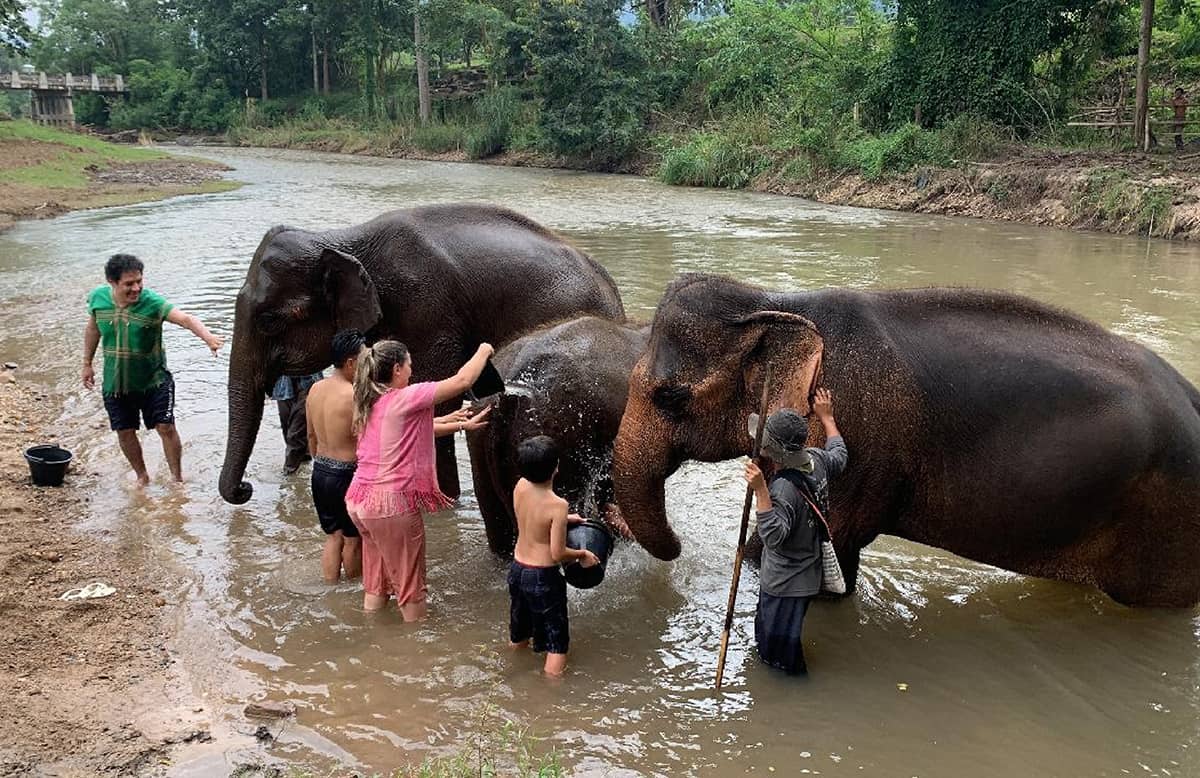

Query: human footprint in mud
left=82, top=253, right=223, bottom=486
left=509, top=435, right=598, bottom=676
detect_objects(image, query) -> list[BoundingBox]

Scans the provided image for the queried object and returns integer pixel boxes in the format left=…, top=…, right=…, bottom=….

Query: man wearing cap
left=744, top=387, right=848, bottom=675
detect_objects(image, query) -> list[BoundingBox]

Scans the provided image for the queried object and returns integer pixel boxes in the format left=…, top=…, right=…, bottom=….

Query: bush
left=464, top=86, right=521, bottom=158
left=658, top=130, right=770, bottom=189
left=837, top=123, right=951, bottom=180
left=412, top=123, right=466, bottom=152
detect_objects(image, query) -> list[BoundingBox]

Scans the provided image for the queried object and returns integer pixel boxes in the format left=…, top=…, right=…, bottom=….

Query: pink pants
left=349, top=509, right=427, bottom=604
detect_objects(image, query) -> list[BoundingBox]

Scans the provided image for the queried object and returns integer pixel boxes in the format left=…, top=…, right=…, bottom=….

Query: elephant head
left=613, top=275, right=823, bottom=560
left=219, top=228, right=383, bottom=504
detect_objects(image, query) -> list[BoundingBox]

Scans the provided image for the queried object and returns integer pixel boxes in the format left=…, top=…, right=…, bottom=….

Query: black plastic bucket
left=563, top=519, right=613, bottom=589
left=24, top=444, right=72, bottom=487
left=469, top=359, right=505, bottom=399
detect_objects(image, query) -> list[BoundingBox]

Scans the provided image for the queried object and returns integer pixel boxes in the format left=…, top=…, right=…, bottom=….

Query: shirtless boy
left=306, top=330, right=366, bottom=582
left=509, top=435, right=598, bottom=676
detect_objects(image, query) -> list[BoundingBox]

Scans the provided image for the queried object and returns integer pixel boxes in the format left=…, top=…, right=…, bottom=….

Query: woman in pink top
left=346, top=339, right=494, bottom=619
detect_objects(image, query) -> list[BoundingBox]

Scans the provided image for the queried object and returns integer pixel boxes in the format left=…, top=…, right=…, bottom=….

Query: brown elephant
left=613, top=273, right=1200, bottom=607
left=219, top=204, right=625, bottom=505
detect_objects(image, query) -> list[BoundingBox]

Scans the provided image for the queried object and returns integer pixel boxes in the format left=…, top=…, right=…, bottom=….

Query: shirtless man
left=508, top=435, right=598, bottom=676
left=306, top=330, right=366, bottom=582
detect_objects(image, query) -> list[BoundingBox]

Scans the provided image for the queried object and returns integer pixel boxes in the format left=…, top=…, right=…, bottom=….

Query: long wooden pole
left=715, top=364, right=773, bottom=691
left=1134, top=0, right=1155, bottom=151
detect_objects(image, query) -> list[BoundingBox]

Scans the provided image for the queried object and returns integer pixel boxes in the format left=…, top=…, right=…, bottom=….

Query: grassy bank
left=0, top=120, right=240, bottom=231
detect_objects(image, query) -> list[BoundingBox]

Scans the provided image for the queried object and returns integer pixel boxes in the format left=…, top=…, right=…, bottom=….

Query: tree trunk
left=415, top=9, right=431, bottom=125
left=1135, top=0, right=1154, bottom=150
left=260, top=33, right=269, bottom=101
left=311, top=28, right=319, bottom=95
left=322, top=46, right=330, bottom=95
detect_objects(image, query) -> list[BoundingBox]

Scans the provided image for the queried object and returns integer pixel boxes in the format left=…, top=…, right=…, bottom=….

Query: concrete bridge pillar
left=31, top=90, right=75, bottom=128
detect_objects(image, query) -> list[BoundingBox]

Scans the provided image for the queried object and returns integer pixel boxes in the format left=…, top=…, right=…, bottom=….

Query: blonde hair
left=352, top=340, right=410, bottom=435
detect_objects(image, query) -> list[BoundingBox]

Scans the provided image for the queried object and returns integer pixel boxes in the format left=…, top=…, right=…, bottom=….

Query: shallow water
left=2, top=147, right=1199, bottom=776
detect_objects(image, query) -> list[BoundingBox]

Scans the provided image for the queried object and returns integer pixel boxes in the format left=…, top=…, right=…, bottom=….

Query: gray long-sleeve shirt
left=756, top=435, right=848, bottom=598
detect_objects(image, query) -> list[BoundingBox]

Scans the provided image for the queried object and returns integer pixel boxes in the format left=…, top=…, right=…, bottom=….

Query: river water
left=2, top=147, right=1199, bottom=777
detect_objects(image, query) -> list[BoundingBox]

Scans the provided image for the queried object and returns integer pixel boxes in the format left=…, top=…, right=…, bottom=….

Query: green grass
left=0, top=119, right=167, bottom=187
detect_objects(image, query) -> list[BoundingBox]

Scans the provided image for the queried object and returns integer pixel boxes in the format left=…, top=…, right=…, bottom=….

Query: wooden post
left=914, top=104, right=922, bottom=127
left=715, top=365, right=774, bottom=692
left=852, top=101, right=860, bottom=126
left=1135, top=0, right=1154, bottom=151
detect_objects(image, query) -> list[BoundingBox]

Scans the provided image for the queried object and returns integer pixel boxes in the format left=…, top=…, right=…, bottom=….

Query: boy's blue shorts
left=508, top=560, right=569, bottom=655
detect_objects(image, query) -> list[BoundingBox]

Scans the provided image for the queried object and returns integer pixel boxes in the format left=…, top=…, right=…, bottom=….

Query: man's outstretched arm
left=166, top=308, right=223, bottom=355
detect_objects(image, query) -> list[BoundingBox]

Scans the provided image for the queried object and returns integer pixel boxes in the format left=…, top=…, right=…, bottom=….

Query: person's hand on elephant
left=82, top=363, right=95, bottom=390
left=812, top=387, right=834, bottom=420
left=477, top=342, right=495, bottom=359
left=437, top=405, right=492, bottom=433
left=460, top=404, right=491, bottom=431
left=811, top=387, right=841, bottom=440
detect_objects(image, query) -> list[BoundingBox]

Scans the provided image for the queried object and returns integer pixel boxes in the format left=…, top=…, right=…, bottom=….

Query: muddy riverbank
left=0, top=120, right=238, bottom=233
left=0, top=374, right=212, bottom=775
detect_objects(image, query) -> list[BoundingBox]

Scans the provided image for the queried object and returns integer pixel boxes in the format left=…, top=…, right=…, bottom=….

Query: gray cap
left=747, top=409, right=814, bottom=472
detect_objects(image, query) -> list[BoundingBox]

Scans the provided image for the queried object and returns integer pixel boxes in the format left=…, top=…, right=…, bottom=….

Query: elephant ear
left=319, top=248, right=383, bottom=334
left=734, top=310, right=824, bottom=417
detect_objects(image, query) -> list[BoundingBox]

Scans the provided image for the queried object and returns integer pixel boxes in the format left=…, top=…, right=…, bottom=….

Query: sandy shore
left=0, top=372, right=218, bottom=775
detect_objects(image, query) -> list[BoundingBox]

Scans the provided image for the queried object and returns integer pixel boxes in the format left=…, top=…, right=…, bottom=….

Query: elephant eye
left=652, top=384, right=692, bottom=422
left=257, top=311, right=285, bottom=335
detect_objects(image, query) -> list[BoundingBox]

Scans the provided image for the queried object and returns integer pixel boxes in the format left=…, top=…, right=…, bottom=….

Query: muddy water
left=2, top=147, right=1199, bottom=777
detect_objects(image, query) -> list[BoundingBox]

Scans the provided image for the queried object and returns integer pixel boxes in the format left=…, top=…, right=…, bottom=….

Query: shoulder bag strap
left=775, top=470, right=834, bottom=540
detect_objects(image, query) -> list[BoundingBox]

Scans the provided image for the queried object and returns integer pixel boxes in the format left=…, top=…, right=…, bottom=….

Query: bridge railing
left=2, top=72, right=127, bottom=93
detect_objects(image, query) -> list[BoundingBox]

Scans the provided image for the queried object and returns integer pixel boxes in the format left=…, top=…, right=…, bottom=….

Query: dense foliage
left=6, top=1, right=1200, bottom=178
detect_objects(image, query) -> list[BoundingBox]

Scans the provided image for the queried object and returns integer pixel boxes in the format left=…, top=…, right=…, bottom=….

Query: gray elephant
left=219, top=204, right=625, bottom=505
left=614, top=273, right=1200, bottom=608
left=466, top=316, right=648, bottom=554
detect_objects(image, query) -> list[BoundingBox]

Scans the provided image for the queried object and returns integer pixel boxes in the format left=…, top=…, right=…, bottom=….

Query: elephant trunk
left=612, top=373, right=681, bottom=561
left=219, top=333, right=267, bottom=505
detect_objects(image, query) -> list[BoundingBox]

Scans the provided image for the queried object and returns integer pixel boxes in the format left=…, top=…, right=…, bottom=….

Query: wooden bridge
left=1, top=72, right=128, bottom=128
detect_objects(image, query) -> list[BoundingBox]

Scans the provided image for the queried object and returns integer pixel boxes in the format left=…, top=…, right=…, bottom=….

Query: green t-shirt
left=88, top=286, right=175, bottom=396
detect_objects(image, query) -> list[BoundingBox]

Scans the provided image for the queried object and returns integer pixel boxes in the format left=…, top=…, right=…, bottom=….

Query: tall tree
left=415, top=0, right=430, bottom=123
left=0, top=0, right=31, bottom=54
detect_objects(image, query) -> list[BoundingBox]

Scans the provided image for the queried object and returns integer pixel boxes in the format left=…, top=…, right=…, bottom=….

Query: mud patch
left=0, top=139, right=64, bottom=171
left=0, top=376, right=212, bottom=775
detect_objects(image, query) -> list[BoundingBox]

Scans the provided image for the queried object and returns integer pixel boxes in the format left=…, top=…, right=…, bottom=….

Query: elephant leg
left=433, top=397, right=463, bottom=498
left=435, top=437, right=461, bottom=498
left=744, top=532, right=763, bottom=568
left=466, top=429, right=517, bottom=556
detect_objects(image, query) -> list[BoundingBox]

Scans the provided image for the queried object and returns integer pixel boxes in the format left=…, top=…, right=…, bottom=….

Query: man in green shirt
left=83, top=254, right=223, bottom=486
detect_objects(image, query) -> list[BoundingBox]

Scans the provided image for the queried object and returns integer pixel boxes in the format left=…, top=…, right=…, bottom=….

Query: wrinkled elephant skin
left=220, top=204, right=625, bottom=506
left=614, top=273, right=1200, bottom=608
left=466, top=317, right=648, bottom=555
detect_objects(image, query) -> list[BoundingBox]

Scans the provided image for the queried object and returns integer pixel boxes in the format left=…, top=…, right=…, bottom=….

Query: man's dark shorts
left=311, top=457, right=359, bottom=537
left=508, top=560, right=569, bottom=654
left=103, top=374, right=175, bottom=431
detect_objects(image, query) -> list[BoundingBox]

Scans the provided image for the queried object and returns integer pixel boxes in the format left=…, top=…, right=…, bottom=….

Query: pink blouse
left=344, top=382, right=453, bottom=519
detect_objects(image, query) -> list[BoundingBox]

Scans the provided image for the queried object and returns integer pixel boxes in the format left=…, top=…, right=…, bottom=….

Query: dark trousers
left=755, top=591, right=812, bottom=675
left=277, top=385, right=311, bottom=471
